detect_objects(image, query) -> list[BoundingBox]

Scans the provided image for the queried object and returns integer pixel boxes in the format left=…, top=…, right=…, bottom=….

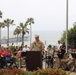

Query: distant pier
left=1, top=36, right=29, bottom=44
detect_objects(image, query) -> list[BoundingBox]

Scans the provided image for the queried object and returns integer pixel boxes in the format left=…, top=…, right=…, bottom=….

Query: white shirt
left=56, top=43, right=62, bottom=50
left=22, top=47, right=29, bottom=52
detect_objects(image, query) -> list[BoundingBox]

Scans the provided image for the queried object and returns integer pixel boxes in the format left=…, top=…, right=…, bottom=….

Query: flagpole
left=66, top=0, right=68, bottom=53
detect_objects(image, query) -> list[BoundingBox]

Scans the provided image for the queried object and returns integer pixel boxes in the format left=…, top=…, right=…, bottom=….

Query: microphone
left=34, top=43, right=36, bottom=45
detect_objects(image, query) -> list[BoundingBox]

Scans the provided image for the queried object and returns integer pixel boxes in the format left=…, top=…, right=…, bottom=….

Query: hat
left=35, top=35, right=39, bottom=38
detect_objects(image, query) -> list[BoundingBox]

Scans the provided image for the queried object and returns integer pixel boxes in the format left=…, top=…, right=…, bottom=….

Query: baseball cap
left=35, top=35, right=39, bottom=38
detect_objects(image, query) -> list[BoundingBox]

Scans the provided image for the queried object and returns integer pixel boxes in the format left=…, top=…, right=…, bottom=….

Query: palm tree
left=73, top=22, right=76, bottom=26
left=13, top=27, right=21, bottom=45
left=0, top=22, right=5, bottom=45
left=4, top=19, right=15, bottom=46
left=16, top=22, right=29, bottom=46
left=0, top=11, right=2, bottom=45
left=0, top=11, right=2, bottom=18
left=27, top=17, right=34, bottom=45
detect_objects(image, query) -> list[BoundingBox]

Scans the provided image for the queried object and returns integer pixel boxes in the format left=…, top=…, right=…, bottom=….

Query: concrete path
left=67, top=71, right=76, bottom=75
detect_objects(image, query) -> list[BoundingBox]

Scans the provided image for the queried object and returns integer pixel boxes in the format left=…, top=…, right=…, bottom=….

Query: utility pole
left=66, top=0, right=68, bottom=53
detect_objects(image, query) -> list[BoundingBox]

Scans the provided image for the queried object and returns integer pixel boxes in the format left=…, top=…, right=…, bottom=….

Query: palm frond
left=4, top=20, right=7, bottom=23
left=17, top=26, right=20, bottom=28
left=0, top=22, right=5, bottom=28
left=27, top=17, right=34, bottom=25
left=20, top=22, right=24, bottom=28
left=24, top=28, right=29, bottom=34
left=0, top=16, right=2, bottom=18
left=13, top=27, right=21, bottom=35
left=25, top=22, right=28, bottom=27
left=0, top=11, right=2, bottom=18
left=11, top=20, right=14, bottom=24
left=26, top=30, right=29, bottom=34
left=4, top=19, right=15, bottom=26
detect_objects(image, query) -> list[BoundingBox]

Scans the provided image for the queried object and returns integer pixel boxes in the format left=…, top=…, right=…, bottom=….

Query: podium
left=26, top=51, right=42, bottom=71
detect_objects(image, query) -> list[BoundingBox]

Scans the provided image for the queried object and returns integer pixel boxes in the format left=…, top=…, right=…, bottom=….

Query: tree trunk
left=30, top=23, right=32, bottom=46
left=0, top=27, right=1, bottom=45
left=17, top=35, right=18, bottom=45
left=22, top=33, right=24, bottom=46
left=7, top=25, right=9, bottom=46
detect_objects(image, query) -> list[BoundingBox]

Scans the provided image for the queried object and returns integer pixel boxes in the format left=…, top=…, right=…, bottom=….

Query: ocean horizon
left=1, top=30, right=63, bottom=47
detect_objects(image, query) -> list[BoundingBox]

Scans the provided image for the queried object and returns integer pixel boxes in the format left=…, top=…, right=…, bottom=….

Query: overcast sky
left=0, top=0, right=76, bottom=31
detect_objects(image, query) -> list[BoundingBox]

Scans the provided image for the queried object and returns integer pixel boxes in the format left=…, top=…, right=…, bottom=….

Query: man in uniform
left=45, top=44, right=54, bottom=68
left=30, top=35, right=45, bottom=54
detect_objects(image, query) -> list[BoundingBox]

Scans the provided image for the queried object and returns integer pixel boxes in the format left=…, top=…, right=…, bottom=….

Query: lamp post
left=66, top=0, right=68, bottom=53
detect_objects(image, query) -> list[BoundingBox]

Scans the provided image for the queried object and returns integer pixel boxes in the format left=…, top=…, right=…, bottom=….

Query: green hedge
left=0, top=68, right=68, bottom=75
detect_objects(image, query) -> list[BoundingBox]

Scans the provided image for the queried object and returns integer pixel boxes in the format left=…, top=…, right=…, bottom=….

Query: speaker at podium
left=26, top=51, right=42, bottom=71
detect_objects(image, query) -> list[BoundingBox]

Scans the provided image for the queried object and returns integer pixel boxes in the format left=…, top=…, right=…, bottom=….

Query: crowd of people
left=0, top=35, right=76, bottom=71
left=44, top=40, right=76, bottom=71
left=0, top=45, right=17, bottom=69
left=0, top=44, right=30, bottom=69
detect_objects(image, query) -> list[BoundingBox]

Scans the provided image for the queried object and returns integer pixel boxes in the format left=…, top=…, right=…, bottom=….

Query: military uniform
left=30, top=40, right=45, bottom=51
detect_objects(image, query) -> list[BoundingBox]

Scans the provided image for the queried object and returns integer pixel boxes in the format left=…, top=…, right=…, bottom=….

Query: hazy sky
left=0, top=0, right=76, bottom=31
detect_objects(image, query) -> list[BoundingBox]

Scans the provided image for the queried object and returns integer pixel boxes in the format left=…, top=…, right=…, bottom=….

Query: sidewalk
left=67, top=72, right=76, bottom=75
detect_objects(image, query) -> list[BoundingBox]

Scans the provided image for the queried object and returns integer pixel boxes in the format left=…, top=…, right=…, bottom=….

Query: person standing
left=60, top=43, right=66, bottom=56
left=45, top=44, right=54, bottom=68
left=56, top=40, right=62, bottom=51
left=30, top=35, right=45, bottom=54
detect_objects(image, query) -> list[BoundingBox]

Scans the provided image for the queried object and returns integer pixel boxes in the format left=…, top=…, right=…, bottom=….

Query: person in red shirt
left=0, top=47, right=7, bottom=69
left=5, top=47, right=17, bottom=69
left=6, top=47, right=13, bottom=57
left=0, top=47, right=7, bottom=57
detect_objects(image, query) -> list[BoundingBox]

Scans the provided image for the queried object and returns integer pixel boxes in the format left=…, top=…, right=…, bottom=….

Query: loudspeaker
left=26, top=51, right=42, bottom=71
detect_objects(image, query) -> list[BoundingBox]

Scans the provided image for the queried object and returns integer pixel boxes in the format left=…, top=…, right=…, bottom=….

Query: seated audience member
left=60, top=43, right=66, bottom=54
left=14, top=46, right=19, bottom=55
left=67, top=46, right=72, bottom=55
left=0, top=44, right=2, bottom=51
left=22, top=45, right=29, bottom=52
left=16, top=46, right=26, bottom=68
left=0, top=47, right=7, bottom=68
left=61, top=50, right=75, bottom=70
left=6, top=47, right=17, bottom=68
left=16, top=46, right=23, bottom=58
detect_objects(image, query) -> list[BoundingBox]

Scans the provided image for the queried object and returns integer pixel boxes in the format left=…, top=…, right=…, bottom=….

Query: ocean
left=1, top=30, right=63, bottom=47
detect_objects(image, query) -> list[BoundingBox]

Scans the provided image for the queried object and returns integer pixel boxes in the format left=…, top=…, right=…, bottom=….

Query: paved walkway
left=42, top=61, right=76, bottom=75
left=67, top=71, right=76, bottom=75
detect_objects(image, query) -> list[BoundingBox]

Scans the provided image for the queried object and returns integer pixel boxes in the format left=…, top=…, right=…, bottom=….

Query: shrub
left=0, top=69, right=27, bottom=75
left=32, top=68, right=68, bottom=75
left=10, top=46, right=15, bottom=52
left=0, top=68, right=68, bottom=75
